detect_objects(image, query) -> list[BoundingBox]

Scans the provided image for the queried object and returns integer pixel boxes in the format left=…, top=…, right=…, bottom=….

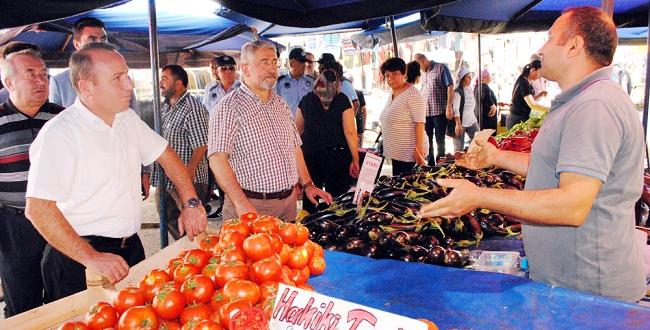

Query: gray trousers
left=453, top=122, right=480, bottom=152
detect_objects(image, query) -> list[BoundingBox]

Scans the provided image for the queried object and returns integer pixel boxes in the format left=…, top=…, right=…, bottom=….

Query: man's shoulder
left=277, top=74, right=289, bottom=82
left=52, top=69, right=71, bottom=82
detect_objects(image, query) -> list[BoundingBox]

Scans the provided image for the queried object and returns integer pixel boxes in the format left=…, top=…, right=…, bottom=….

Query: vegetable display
left=302, top=163, right=525, bottom=268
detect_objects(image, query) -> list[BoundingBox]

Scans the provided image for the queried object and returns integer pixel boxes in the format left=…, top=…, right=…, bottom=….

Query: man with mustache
left=208, top=40, right=332, bottom=221
left=0, top=49, right=64, bottom=316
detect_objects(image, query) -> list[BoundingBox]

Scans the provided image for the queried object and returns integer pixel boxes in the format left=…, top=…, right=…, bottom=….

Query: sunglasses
left=219, top=66, right=236, bottom=71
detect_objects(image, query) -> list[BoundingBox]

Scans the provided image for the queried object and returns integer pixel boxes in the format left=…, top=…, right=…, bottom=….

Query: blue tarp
left=311, top=251, right=650, bottom=329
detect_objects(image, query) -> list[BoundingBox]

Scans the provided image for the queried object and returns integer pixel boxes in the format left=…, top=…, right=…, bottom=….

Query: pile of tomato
left=57, top=212, right=326, bottom=330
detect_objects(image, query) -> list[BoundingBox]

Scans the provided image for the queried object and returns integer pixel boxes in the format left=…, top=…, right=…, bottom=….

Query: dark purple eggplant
left=377, top=231, right=394, bottom=248
left=443, top=237, right=455, bottom=247
left=315, top=232, right=335, bottom=246
left=480, top=219, right=508, bottom=236
left=366, top=226, right=382, bottom=241
left=363, top=243, right=381, bottom=259
left=465, top=176, right=486, bottom=187
left=391, top=231, right=421, bottom=248
left=426, top=246, right=446, bottom=265
left=393, top=198, right=423, bottom=209
left=334, top=191, right=355, bottom=203
left=460, top=214, right=483, bottom=241
left=417, top=236, right=440, bottom=250
left=335, top=225, right=355, bottom=243
left=374, top=188, right=408, bottom=200
left=345, top=238, right=366, bottom=254
left=316, top=219, right=341, bottom=233
left=410, top=245, right=429, bottom=260
left=503, top=215, right=521, bottom=226
left=444, top=249, right=469, bottom=267
left=301, top=210, right=337, bottom=226
left=377, top=175, right=394, bottom=186
left=486, top=213, right=505, bottom=227
left=399, top=254, right=416, bottom=262
left=361, top=212, right=394, bottom=226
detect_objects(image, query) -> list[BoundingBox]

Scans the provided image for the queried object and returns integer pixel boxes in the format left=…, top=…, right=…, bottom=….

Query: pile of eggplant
left=301, top=164, right=525, bottom=268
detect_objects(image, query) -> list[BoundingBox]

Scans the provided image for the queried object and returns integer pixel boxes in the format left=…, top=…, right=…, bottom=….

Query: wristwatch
left=183, top=197, right=202, bottom=209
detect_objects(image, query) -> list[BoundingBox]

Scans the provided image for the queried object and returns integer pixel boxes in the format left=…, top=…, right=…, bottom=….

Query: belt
left=0, top=204, right=25, bottom=215
left=83, top=234, right=138, bottom=248
left=242, top=187, right=294, bottom=200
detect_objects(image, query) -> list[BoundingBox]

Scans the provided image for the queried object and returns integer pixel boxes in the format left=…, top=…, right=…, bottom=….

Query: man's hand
left=456, top=139, right=498, bottom=170
left=445, top=104, right=453, bottom=120
left=304, top=185, right=333, bottom=207
left=141, top=173, right=151, bottom=200
left=82, top=251, right=130, bottom=284
left=419, top=179, right=481, bottom=218
left=178, top=206, right=207, bottom=241
left=349, top=160, right=360, bottom=178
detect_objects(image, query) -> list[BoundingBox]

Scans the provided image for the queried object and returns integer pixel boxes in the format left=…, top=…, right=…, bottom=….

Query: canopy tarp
left=420, top=0, right=648, bottom=33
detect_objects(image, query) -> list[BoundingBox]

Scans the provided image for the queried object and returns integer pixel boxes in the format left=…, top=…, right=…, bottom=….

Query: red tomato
left=201, top=263, right=218, bottom=284
left=250, top=217, right=279, bottom=234
left=239, top=212, right=258, bottom=224
left=154, top=281, right=182, bottom=295
left=294, top=224, right=309, bottom=245
left=260, top=297, right=275, bottom=320
left=223, top=279, right=261, bottom=306
left=302, top=240, right=315, bottom=259
left=249, top=257, right=282, bottom=284
left=288, top=267, right=310, bottom=285
left=229, top=307, right=268, bottom=330
left=312, top=242, right=324, bottom=258
left=173, top=263, right=201, bottom=283
left=117, top=305, right=159, bottom=330
left=242, top=234, right=274, bottom=261
left=139, top=269, right=172, bottom=302
left=180, top=304, right=213, bottom=325
left=181, top=275, right=216, bottom=304
left=113, top=286, right=147, bottom=315
left=159, top=319, right=182, bottom=330
left=268, top=233, right=283, bottom=254
left=287, top=246, right=309, bottom=269
left=259, top=281, right=279, bottom=301
left=297, top=283, right=315, bottom=291
left=58, top=321, right=90, bottom=330
left=166, top=257, right=184, bottom=276
left=184, top=249, right=212, bottom=269
left=152, top=287, right=186, bottom=320
left=198, top=235, right=220, bottom=252
left=220, top=219, right=250, bottom=238
left=214, top=261, right=248, bottom=287
left=219, top=246, right=247, bottom=263
left=278, top=266, right=296, bottom=287
left=278, top=244, right=291, bottom=265
left=208, top=289, right=228, bottom=314
left=218, top=300, right=252, bottom=329
left=208, top=311, right=221, bottom=325
left=217, top=231, right=245, bottom=250
left=308, top=256, right=326, bottom=276
left=187, top=319, right=223, bottom=330
left=85, top=301, right=118, bottom=330
left=278, top=222, right=298, bottom=245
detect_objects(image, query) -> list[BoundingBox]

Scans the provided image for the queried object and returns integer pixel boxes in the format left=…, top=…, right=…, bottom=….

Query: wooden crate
left=0, top=236, right=197, bottom=330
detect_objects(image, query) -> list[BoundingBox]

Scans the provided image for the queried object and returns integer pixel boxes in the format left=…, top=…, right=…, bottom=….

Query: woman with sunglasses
left=295, top=67, right=360, bottom=213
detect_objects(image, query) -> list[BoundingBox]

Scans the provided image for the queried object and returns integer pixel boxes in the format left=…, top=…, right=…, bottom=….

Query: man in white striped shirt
left=208, top=40, right=332, bottom=221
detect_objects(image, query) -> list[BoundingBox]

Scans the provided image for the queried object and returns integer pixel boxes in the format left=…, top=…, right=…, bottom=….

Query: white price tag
left=353, top=153, right=383, bottom=206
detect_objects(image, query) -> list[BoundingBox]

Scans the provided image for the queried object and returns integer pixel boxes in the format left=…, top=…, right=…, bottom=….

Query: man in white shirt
left=25, top=43, right=207, bottom=301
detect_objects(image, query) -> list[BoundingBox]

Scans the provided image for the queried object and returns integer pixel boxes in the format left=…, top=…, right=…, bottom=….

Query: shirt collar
left=218, top=80, right=241, bottom=92
left=165, top=91, right=190, bottom=108
left=4, top=98, right=48, bottom=118
left=240, top=81, right=274, bottom=105
left=550, top=66, right=612, bottom=111
left=72, top=98, right=127, bottom=129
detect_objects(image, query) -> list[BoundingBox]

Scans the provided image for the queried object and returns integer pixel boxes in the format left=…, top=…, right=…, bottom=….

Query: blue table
left=310, top=251, right=650, bottom=329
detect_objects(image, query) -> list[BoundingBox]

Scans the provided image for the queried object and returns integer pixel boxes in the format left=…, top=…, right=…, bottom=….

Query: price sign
left=353, top=152, right=383, bottom=206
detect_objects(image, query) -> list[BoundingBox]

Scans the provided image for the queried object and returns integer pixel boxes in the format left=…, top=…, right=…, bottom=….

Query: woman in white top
left=452, top=68, right=480, bottom=152
left=379, top=58, right=428, bottom=176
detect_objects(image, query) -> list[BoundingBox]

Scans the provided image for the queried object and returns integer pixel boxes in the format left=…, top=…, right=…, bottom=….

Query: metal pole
left=601, top=0, right=614, bottom=17
left=147, top=0, right=168, bottom=248
left=643, top=2, right=650, bottom=167
left=477, top=34, right=483, bottom=130
left=389, top=16, right=398, bottom=57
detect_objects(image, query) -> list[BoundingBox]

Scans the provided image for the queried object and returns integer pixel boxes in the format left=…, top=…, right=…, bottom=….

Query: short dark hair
left=162, top=64, right=188, bottom=87
left=562, top=6, right=617, bottom=67
left=380, top=57, right=406, bottom=76
left=1, top=42, right=41, bottom=59
left=406, top=61, right=421, bottom=84
left=69, top=42, right=119, bottom=94
left=73, top=17, right=106, bottom=40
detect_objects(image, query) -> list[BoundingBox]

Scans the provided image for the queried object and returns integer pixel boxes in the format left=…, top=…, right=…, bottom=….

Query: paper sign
left=353, top=152, right=383, bottom=206
left=270, top=284, right=427, bottom=330
left=467, top=129, right=496, bottom=153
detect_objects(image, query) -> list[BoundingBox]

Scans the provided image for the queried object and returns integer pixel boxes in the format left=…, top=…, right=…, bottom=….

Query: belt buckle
left=120, top=236, right=129, bottom=248
left=262, top=192, right=268, bottom=200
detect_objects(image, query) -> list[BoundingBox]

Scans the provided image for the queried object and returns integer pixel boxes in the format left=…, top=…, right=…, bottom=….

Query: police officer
left=276, top=47, right=314, bottom=117
left=203, top=55, right=240, bottom=114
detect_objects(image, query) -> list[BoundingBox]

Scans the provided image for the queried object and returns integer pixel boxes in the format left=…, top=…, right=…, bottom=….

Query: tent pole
left=148, top=0, right=168, bottom=248
left=643, top=8, right=650, bottom=167
left=601, top=0, right=614, bottom=17
left=477, top=33, right=483, bottom=130
left=388, top=16, right=398, bottom=57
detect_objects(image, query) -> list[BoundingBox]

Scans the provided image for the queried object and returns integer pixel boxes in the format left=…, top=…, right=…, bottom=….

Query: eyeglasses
left=219, top=66, right=236, bottom=71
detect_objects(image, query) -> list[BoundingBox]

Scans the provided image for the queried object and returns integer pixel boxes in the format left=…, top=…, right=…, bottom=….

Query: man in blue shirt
left=276, top=48, right=314, bottom=117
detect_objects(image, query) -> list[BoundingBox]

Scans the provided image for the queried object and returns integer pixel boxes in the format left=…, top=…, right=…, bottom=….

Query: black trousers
left=303, top=146, right=352, bottom=213
left=0, top=206, right=47, bottom=317
left=425, top=115, right=448, bottom=165
left=41, top=234, right=145, bottom=303
left=391, top=160, right=415, bottom=177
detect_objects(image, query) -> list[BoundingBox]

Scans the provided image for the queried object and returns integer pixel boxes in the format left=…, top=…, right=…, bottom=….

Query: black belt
left=83, top=234, right=138, bottom=248
left=242, top=187, right=294, bottom=200
left=0, top=204, right=25, bottom=215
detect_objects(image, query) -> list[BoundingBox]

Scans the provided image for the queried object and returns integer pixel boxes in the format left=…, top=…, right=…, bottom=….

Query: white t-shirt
left=26, top=100, right=168, bottom=238
left=453, top=87, right=478, bottom=127
left=379, top=85, right=429, bottom=162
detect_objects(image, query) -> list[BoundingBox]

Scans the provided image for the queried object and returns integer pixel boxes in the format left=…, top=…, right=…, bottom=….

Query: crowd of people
left=0, top=5, right=646, bottom=320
